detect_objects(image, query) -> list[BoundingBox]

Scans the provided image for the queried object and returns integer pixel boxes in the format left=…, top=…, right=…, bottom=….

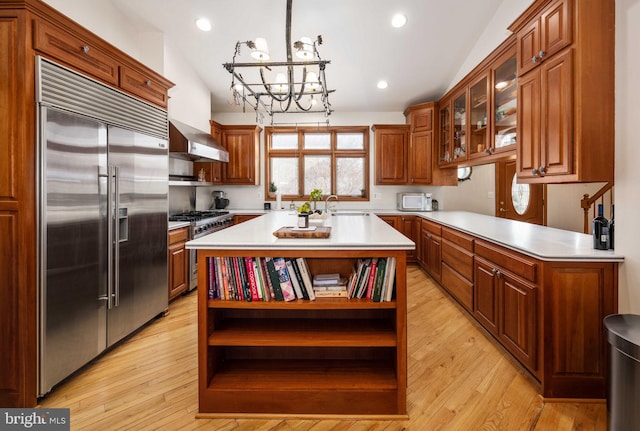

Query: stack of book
left=312, top=273, right=349, bottom=297
left=206, top=256, right=315, bottom=301
left=345, top=257, right=397, bottom=302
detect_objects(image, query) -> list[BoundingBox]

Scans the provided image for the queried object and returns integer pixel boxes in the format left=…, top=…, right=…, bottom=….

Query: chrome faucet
left=325, top=194, right=338, bottom=213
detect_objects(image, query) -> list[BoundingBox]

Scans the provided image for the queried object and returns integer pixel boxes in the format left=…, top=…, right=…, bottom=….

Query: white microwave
left=397, top=192, right=432, bottom=211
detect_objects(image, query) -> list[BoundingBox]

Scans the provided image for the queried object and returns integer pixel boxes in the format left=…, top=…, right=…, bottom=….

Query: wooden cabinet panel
left=33, top=19, right=119, bottom=85
left=499, top=271, right=537, bottom=370
left=399, top=216, right=417, bottom=262
left=475, top=240, right=537, bottom=283
left=373, top=125, right=409, bottom=185
left=442, top=227, right=474, bottom=252
left=408, top=131, right=433, bottom=184
left=516, top=70, right=541, bottom=179
left=168, top=228, right=188, bottom=300
left=378, top=216, right=399, bottom=229
left=516, top=0, right=572, bottom=75
left=474, top=257, right=499, bottom=334
left=442, top=240, right=474, bottom=281
left=234, top=214, right=261, bottom=225
left=441, top=262, right=473, bottom=311
left=540, top=49, right=572, bottom=177
left=419, top=220, right=441, bottom=282
left=0, top=17, right=19, bottom=201
left=119, top=66, right=170, bottom=108
left=543, top=261, right=616, bottom=398
left=222, top=126, right=260, bottom=185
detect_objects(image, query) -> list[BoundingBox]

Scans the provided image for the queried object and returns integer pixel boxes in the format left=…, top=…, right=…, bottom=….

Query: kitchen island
left=187, top=211, right=414, bottom=418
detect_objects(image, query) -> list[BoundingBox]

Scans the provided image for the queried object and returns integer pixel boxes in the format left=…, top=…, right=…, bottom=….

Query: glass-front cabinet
left=438, top=100, right=451, bottom=164
left=469, top=74, right=489, bottom=159
left=452, top=90, right=467, bottom=163
left=493, top=51, right=517, bottom=153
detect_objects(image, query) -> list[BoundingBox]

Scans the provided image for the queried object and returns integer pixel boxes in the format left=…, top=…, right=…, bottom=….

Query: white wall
left=615, top=0, right=640, bottom=314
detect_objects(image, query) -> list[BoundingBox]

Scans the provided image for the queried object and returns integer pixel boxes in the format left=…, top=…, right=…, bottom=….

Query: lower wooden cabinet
left=420, top=219, right=442, bottom=282
left=233, top=214, right=261, bottom=225
left=168, top=227, right=189, bottom=301
left=415, top=217, right=617, bottom=399
left=378, top=215, right=418, bottom=263
left=474, top=255, right=537, bottom=371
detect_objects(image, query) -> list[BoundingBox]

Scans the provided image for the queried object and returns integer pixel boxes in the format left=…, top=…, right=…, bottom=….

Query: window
left=266, top=126, right=369, bottom=201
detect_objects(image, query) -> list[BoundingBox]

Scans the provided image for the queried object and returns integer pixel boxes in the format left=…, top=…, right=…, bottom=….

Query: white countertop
left=168, top=221, right=191, bottom=230
left=418, top=211, right=622, bottom=262
left=187, top=209, right=622, bottom=262
left=187, top=211, right=415, bottom=251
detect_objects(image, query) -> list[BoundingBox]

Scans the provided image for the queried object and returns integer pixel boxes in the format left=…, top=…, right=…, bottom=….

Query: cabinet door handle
left=82, top=45, right=90, bottom=54
left=496, top=270, right=502, bottom=278
left=539, top=166, right=546, bottom=176
left=427, top=233, right=432, bottom=239
left=491, top=268, right=498, bottom=275
left=532, top=168, right=539, bottom=176
left=539, top=50, right=546, bottom=59
left=532, top=55, right=538, bottom=64
left=145, top=80, right=152, bottom=87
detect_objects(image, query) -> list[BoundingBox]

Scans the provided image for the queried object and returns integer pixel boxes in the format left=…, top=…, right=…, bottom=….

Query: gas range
left=169, top=210, right=234, bottom=239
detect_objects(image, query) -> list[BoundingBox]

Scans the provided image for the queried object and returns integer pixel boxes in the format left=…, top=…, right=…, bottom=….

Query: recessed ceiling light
left=377, top=80, right=389, bottom=89
left=195, top=17, right=212, bottom=32
left=391, top=14, right=407, bottom=28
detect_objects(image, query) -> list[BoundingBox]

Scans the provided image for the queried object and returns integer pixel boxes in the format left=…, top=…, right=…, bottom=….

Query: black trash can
left=604, top=314, right=640, bottom=431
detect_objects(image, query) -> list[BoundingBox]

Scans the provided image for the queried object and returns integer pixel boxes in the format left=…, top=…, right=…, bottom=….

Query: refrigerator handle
left=107, top=165, right=115, bottom=309
left=114, top=165, right=120, bottom=307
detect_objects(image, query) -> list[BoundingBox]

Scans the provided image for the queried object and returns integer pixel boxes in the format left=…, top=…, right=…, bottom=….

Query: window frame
left=265, top=126, right=370, bottom=202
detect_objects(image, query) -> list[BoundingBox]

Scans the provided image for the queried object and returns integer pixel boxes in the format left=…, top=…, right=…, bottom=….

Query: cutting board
left=273, top=226, right=332, bottom=238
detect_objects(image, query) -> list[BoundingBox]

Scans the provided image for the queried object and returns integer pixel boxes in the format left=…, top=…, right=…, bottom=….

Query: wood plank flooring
left=39, top=265, right=608, bottom=430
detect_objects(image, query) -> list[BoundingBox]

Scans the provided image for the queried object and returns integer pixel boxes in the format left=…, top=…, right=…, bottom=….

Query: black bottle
left=609, top=204, right=615, bottom=250
left=592, top=204, right=609, bottom=250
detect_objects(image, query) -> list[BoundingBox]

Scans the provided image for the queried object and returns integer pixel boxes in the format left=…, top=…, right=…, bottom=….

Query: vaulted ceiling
left=112, top=0, right=507, bottom=114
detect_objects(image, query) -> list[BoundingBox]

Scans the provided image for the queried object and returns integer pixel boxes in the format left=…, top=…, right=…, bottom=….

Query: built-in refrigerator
left=37, top=57, right=169, bottom=396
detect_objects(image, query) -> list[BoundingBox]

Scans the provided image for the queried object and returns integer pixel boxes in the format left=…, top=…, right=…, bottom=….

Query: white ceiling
left=112, top=0, right=506, bottom=114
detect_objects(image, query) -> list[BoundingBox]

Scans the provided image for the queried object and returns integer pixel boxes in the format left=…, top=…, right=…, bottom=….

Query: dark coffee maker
left=211, top=190, right=229, bottom=209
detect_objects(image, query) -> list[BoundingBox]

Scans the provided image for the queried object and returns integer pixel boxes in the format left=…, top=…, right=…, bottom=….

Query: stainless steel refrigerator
left=37, top=58, right=169, bottom=396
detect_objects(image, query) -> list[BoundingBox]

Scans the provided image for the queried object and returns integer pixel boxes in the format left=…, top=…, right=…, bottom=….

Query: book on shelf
left=313, top=272, right=341, bottom=286
left=296, top=257, right=316, bottom=300
left=244, top=257, right=260, bottom=301
left=383, top=256, right=396, bottom=302
left=207, top=255, right=396, bottom=302
left=285, top=259, right=307, bottom=299
left=372, top=257, right=387, bottom=302
left=313, top=288, right=348, bottom=298
left=264, top=258, right=284, bottom=301
left=272, top=257, right=297, bottom=301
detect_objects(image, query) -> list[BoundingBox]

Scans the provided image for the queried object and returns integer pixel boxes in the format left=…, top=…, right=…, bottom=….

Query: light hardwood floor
left=39, top=265, right=608, bottom=430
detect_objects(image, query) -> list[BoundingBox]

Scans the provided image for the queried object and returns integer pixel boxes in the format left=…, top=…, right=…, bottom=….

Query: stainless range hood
left=169, top=119, right=229, bottom=163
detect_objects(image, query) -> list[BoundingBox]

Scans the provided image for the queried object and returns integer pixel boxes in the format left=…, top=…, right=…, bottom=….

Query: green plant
left=269, top=182, right=278, bottom=193
left=298, top=202, right=311, bottom=213
left=310, top=188, right=323, bottom=201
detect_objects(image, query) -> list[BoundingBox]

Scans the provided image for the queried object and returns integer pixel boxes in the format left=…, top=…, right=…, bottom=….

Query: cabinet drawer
left=442, top=240, right=474, bottom=281
left=442, top=227, right=474, bottom=251
left=475, top=240, right=537, bottom=283
left=168, top=227, right=188, bottom=245
left=441, top=262, right=473, bottom=311
left=119, top=66, right=169, bottom=107
left=33, top=19, right=119, bottom=85
left=421, top=219, right=441, bottom=236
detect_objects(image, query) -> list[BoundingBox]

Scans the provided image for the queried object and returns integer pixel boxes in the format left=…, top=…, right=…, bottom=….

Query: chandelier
left=223, top=0, right=334, bottom=124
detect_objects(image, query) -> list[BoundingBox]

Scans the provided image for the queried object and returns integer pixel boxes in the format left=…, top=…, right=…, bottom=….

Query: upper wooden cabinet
left=31, top=12, right=173, bottom=108
left=372, top=124, right=409, bottom=185
left=437, top=37, right=517, bottom=168
left=510, top=0, right=614, bottom=183
left=198, top=121, right=262, bottom=185
left=221, top=125, right=261, bottom=185
left=516, top=0, right=572, bottom=75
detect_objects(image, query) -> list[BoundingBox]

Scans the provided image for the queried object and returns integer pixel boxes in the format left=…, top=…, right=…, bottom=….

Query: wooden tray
left=273, top=226, right=331, bottom=238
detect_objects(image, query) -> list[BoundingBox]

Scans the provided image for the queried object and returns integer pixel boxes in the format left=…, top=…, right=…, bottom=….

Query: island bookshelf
left=196, top=248, right=408, bottom=418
